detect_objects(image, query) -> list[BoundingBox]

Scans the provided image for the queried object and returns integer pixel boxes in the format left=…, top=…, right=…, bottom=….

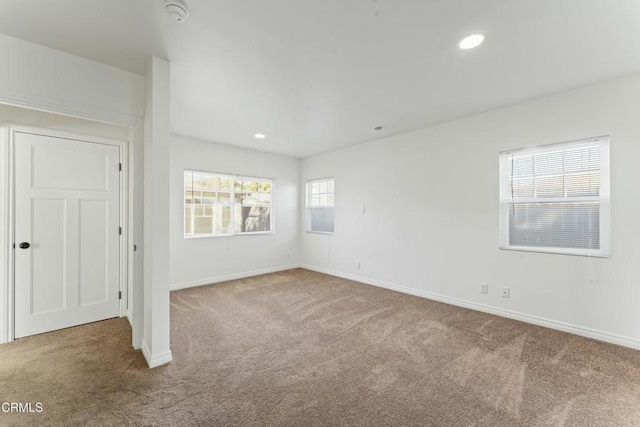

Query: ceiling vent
left=164, top=0, right=189, bottom=23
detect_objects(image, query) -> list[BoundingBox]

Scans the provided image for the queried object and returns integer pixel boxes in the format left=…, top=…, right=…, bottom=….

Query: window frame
left=499, top=136, right=610, bottom=258
left=306, top=177, right=335, bottom=235
left=184, top=170, right=274, bottom=239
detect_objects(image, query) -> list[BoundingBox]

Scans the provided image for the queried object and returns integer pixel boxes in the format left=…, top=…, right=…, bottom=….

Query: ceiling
left=0, top=1, right=639, bottom=157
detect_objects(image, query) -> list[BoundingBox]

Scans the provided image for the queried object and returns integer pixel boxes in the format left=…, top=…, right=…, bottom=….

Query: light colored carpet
left=2, top=268, right=640, bottom=426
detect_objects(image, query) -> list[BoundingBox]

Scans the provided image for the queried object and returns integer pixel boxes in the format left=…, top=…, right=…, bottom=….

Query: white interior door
left=14, top=130, right=121, bottom=339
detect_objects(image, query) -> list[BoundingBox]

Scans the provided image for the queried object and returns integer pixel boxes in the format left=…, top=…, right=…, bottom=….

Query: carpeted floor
left=2, top=268, right=640, bottom=426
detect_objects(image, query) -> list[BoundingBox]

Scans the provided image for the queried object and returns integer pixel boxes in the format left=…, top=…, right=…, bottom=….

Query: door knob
left=18, top=242, right=30, bottom=249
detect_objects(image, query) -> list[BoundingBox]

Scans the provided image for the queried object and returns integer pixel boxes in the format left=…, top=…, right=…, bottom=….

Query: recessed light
left=459, top=34, right=485, bottom=50
left=373, top=126, right=384, bottom=131
left=254, top=133, right=266, bottom=139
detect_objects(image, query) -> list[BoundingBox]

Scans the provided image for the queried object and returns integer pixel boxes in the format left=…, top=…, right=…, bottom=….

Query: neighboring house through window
left=499, top=137, right=610, bottom=257
left=184, top=170, right=273, bottom=237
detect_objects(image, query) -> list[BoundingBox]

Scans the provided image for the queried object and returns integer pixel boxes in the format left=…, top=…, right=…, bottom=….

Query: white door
left=14, top=130, right=121, bottom=339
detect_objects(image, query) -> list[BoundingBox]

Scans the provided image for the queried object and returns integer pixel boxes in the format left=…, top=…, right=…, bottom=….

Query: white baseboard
left=170, top=264, right=302, bottom=291
left=140, top=339, right=173, bottom=369
left=301, top=264, right=640, bottom=351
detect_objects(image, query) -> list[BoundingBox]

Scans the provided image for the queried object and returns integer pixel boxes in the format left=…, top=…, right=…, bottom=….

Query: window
left=184, top=170, right=273, bottom=238
left=306, top=178, right=334, bottom=233
left=499, top=137, right=610, bottom=257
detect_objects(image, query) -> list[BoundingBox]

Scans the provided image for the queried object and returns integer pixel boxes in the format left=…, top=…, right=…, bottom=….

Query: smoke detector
left=164, top=0, right=189, bottom=22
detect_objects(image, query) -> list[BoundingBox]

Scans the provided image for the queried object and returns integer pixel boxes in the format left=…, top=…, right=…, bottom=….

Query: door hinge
left=119, top=291, right=122, bottom=300
left=119, top=227, right=122, bottom=235
left=119, top=163, right=122, bottom=171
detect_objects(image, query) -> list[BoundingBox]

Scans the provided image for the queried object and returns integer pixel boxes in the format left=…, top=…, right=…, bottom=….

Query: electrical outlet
left=480, top=283, right=488, bottom=294
left=356, top=261, right=361, bottom=270
left=501, top=287, right=510, bottom=298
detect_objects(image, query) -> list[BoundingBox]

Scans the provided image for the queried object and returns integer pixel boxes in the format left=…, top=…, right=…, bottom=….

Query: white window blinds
left=306, top=178, right=334, bottom=233
left=499, top=137, right=610, bottom=257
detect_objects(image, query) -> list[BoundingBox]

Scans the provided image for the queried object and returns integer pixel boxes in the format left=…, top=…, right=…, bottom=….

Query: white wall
left=0, top=34, right=143, bottom=125
left=301, top=73, right=640, bottom=348
left=169, top=136, right=300, bottom=289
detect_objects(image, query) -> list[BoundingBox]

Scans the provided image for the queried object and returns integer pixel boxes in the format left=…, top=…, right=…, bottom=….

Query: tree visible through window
left=234, top=178, right=272, bottom=233
left=184, top=170, right=273, bottom=237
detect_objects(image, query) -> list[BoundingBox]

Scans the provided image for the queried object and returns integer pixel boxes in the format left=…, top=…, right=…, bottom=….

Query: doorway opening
left=0, top=112, right=134, bottom=344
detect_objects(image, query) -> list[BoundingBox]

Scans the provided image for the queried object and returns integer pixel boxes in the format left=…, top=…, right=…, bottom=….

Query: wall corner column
left=141, top=57, right=172, bottom=368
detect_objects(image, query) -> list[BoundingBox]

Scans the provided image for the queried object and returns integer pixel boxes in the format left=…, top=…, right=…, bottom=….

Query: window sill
left=306, top=230, right=334, bottom=235
left=185, top=232, right=274, bottom=239
left=499, top=246, right=610, bottom=258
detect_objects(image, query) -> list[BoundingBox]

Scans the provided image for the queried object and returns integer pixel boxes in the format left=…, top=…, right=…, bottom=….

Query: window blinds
left=307, top=178, right=335, bottom=233
left=499, top=137, right=610, bottom=257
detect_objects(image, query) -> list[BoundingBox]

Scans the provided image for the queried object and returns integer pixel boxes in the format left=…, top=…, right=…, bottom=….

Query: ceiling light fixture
left=459, top=34, right=485, bottom=50
left=164, top=0, right=190, bottom=23
left=254, top=133, right=266, bottom=139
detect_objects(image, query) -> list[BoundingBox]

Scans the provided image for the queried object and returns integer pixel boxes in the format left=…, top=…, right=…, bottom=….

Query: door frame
left=2, top=124, right=129, bottom=342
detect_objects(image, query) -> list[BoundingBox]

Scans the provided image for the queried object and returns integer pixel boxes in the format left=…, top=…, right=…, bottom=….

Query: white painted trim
left=0, top=127, right=10, bottom=344
left=119, top=136, right=129, bottom=319
left=141, top=339, right=173, bottom=369
left=0, top=90, right=140, bottom=127
left=6, top=124, right=127, bottom=147
left=128, top=122, right=143, bottom=351
left=0, top=128, right=15, bottom=343
left=170, top=264, right=302, bottom=291
left=300, top=264, right=640, bottom=351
